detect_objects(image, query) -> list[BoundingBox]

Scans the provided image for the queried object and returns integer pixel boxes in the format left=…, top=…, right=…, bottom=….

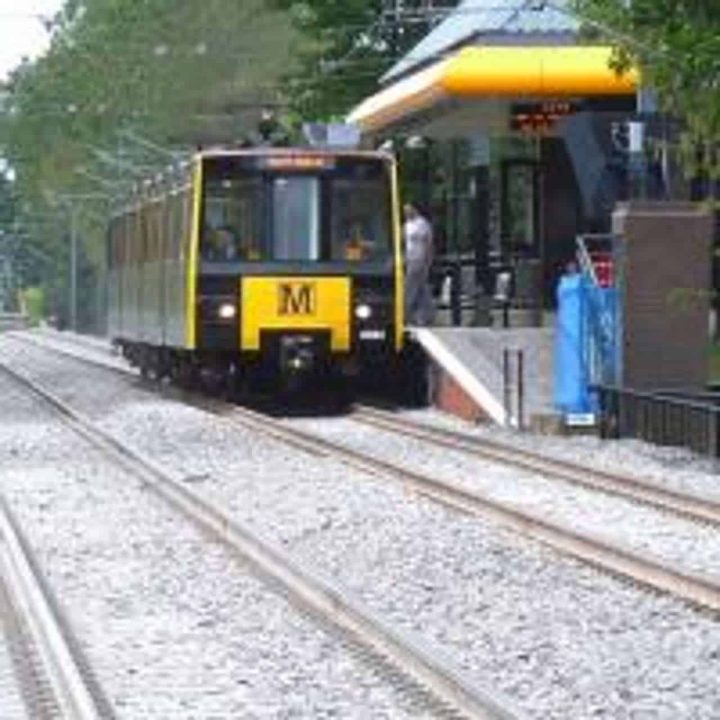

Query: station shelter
left=348, top=0, right=639, bottom=324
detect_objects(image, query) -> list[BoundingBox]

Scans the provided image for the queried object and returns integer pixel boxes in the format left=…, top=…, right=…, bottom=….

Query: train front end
left=194, top=149, right=404, bottom=388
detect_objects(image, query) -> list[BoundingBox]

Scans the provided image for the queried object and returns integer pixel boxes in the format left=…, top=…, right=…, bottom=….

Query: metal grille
left=598, top=386, right=720, bottom=458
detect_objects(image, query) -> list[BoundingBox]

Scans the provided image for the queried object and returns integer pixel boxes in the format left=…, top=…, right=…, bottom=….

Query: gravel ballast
left=284, top=415, right=720, bottom=581
left=0, top=582, right=29, bottom=720
left=400, top=406, right=720, bottom=502
left=24, top=328, right=720, bottom=502
left=0, top=367, right=443, bottom=719
left=3, top=335, right=719, bottom=719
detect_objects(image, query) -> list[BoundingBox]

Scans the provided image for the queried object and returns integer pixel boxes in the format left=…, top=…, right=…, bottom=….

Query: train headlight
left=218, top=303, right=237, bottom=320
left=355, top=303, right=373, bottom=320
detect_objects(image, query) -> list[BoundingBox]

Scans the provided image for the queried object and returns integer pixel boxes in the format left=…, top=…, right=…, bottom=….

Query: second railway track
left=0, top=494, right=112, bottom=720
left=17, top=330, right=720, bottom=527
left=7, top=332, right=720, bottom=615
left=351, top=404, right=720, bottom=527
left=0, top=356, right=520, bottom=720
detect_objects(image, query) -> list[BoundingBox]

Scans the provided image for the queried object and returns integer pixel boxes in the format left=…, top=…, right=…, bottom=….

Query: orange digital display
left=261, top=155, right=335, bottom=171
left=510, top=101, right=577, bottom=134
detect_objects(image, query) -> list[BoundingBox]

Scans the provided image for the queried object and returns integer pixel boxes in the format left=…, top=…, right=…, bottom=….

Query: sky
left=0, top=0, right=66, bottom=81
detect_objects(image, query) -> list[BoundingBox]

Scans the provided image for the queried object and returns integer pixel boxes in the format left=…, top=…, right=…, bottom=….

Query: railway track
left=351, top=405, right=720, bottom=527
left=7, top=333, right=720, bottom=615
left=0, top=358, right=520, bottom=720
left=226, top=404, right=720, bottom=613
left=0, top=493, right=110, bottom=719
left=20, top=330, right=720, bottom=524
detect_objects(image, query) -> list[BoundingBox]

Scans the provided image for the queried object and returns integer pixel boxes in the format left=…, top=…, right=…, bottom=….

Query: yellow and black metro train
left=107, top=148, right=421, bottom=398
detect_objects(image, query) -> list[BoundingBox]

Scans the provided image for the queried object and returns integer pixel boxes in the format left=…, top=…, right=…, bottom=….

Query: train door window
left=272, top=176, right=319, bottom=261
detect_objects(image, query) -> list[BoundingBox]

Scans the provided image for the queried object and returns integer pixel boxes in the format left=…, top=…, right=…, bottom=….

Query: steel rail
left=351, top=405, right=720, bottom=527
left=0, top=360, right=521, bottom=720
left=9, top=334, right=720, bottom=612
left=16, top=331, right=720, bottom=526
left=0, top=495, right=104, bottom=719
left=223, top=405, right=720, bottom=613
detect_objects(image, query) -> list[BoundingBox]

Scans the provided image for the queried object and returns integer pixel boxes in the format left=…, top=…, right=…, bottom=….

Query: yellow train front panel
left=241, top=277, right=351, bottom=352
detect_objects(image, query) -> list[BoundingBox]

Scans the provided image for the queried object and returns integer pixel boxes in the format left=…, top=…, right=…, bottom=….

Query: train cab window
left=272, top=176, right=320, bottom=261
left=202, top=177, right=264, bottom=262
left=330, top=172, right=391, bottom=262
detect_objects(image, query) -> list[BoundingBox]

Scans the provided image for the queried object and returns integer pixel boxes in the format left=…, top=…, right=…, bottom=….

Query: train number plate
left=278, top=282, right=317, bottom=316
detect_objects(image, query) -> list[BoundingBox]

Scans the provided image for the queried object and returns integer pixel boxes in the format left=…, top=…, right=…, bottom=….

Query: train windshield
left=273, top=176, right=320, bottom=261
left=203, top=176, right=265, bottom=262
left=329, top=164, right=391, bottom=263
left=201, top=155, right=392, bottom=264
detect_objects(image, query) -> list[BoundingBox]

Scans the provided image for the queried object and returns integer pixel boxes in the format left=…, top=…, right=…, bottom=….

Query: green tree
left=267, top=0, right=456, bottom=119
left=572, top=0, right=720, bottom=176
left=0, top=0, right=298, bottom=327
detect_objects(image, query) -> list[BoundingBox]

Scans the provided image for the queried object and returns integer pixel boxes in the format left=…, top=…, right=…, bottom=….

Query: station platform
left=411, top=326, right=557, bottom=428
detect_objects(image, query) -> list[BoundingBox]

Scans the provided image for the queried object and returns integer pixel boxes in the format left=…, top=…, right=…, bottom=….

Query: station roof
left=348, top=45, right=638, bottom=135
left=382, top=0, right=579, bottom=85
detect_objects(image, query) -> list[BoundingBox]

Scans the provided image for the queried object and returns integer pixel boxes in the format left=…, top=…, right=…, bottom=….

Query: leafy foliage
left=266, top=0, right=456, bottom=119
left=572, top=0, right=720, bottom=176
left=0, top=0, right=298, bottom=325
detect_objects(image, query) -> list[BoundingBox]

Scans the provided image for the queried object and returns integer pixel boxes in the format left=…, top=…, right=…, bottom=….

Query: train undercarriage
left=116, top=335, right=429, bottom=406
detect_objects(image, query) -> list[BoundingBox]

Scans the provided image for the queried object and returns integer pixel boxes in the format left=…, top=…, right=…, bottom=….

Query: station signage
left=510, top=101, right=577, bottom=134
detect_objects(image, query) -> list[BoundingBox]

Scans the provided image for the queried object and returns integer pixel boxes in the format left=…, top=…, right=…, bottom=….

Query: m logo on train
left=279, top=283, right=316, bottom=316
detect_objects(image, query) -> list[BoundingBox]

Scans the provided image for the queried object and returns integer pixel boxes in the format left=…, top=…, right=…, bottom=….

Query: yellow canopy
left=348, top=46, right=639, bottom=134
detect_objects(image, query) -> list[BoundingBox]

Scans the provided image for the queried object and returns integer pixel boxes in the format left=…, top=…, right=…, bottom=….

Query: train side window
left=158, top=200, right=167, bottom=262
left=153, top=200, right=163, bottom=263
left=109, top=219, right=119, bottom=270
left=115, top=220, right=124, bottom=269
left=118, top=216, right=127, bottom=268
left=140, top=205, right=151, bottom=265
left=170, top=192, right=183, bottom=260
left=114, top=217, right=123, bottom=269
left=162, top=197, right=172, bottom=261
left=128, top=212, right=138, bottom=267
left=166, top=194, right=177, bottom=260
left=182, top=191, right=192, bottom=261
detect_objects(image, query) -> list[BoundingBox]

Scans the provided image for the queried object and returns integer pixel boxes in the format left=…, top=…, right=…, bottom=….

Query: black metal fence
left=597, top=386, right=720, bottom=458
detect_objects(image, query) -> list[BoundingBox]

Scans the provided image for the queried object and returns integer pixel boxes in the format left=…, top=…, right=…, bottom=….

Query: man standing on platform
left=403, top=203, right=434, bottom=325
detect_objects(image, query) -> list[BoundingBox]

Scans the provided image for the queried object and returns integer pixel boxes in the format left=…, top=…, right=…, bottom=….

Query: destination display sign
left=510, top=101, right=577, bottom=134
